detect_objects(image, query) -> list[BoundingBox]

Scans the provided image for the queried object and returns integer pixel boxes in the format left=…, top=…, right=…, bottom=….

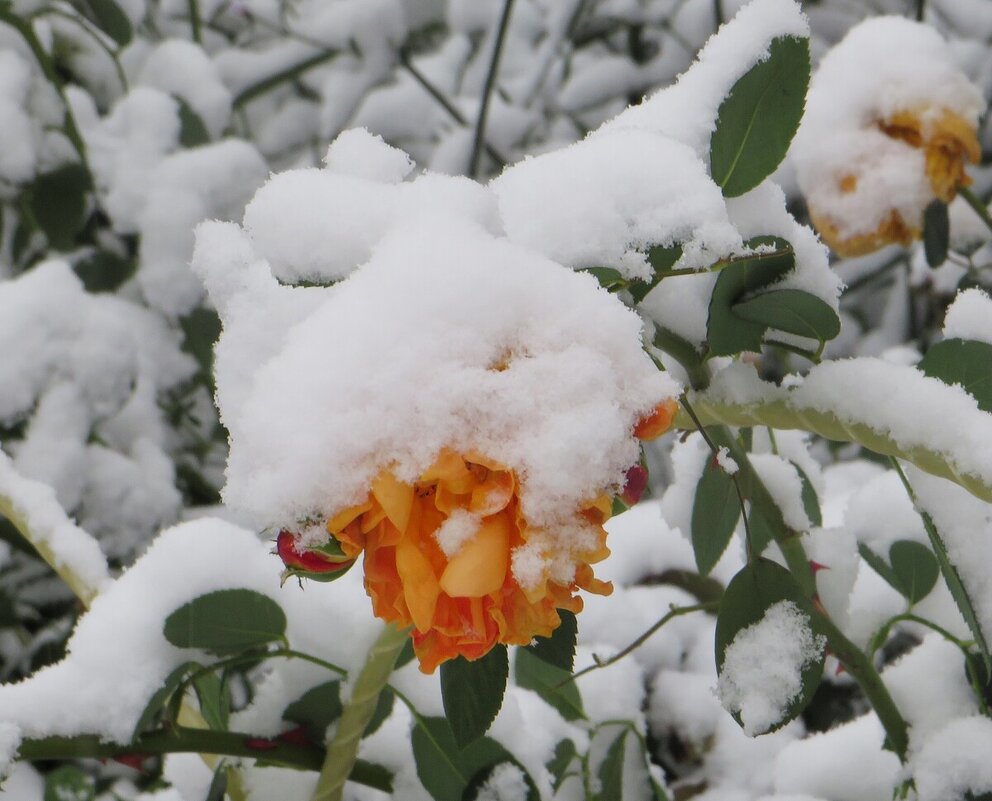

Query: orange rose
left=289, top=398, right=677, bottom=673
left=808, top=108, right=980, bottom=258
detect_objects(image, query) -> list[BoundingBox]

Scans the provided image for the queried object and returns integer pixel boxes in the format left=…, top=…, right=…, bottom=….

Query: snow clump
left=716, top=600, right=825, bottom=735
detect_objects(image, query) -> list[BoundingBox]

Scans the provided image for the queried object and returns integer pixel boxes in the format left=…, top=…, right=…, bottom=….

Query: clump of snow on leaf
left=193, top=129, right=678, bottom=544
left=942, top=287, right=992, bottom=346
left=716, top=600, right=825, bottom=736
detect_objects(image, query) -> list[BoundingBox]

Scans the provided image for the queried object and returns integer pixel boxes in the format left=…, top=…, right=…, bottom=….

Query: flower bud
left=276, top=529, right=356, bottom=583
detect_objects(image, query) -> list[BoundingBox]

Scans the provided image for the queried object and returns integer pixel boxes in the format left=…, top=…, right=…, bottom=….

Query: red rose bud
left=621, top=464, right=649, bottom=507
left=277, top=530, right=356, bottom=583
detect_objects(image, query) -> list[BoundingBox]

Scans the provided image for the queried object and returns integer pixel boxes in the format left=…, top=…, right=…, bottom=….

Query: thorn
left=244, top=737, right=279, bottom=752
left=809, top=560, right=830, bottom=574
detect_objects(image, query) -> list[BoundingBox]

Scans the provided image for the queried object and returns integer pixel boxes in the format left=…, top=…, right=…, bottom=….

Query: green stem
left=0, top=9, right=91, bottom=174
left=172, top=649, right=348, bottom=716
left=958, top=185, right=992, bottom=236
left=187, top=0, right=202, bottom=42
left=649, top=353, right=911, bottom=760
left=652, top=328, right=709, bottom=391
left=41, top=8, right=128, bottom=92
left=399, top=50, right=506, bottom=168
left=565, top=602, right=717, bottom=685
left=703, top=424, right=816, bottom=596
left=310, top=624, right=410, bottom=801
left=681, top=396, right=757, bottom=563
left=469, top=0, right=515, bottom=178
left=813, top=613, right=909, bottom=760
left=233, top=49, right=340, bottom=108
left=706, top=424, right=908, bottom=758
left=17, top=726, right=392, bottom=791
left=868, top=613, right=973, bottom=662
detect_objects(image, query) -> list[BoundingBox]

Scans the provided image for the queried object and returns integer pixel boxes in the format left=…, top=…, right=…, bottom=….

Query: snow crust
left=0, top=261, right=193, bottom=557
left=194, top=132, right=678, bottom=534
left=716, top=601, right=825, bottom=735
left=914, top=716, right=992, bottom=801
left=0, top=450, right=109, bottom=595
left=703, top=358, right=992, bottom=499
left=943, top=287, right=992, bottom=346
left=0, top=520, right=284, bottom=742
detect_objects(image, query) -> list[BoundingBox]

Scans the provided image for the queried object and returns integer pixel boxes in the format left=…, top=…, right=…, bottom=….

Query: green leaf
left=888, top=540, right=939, bottom=604
left=707, top=239, right=795, bottom=356
left=26, top=163, right=91, bottom=251
left=596, top=728, right=627, bottom=801
left=794, top=464, right=822, bottom=528
left=411, top=717, right=537, bottom=801
left=920, top=508, right=992, bottom=672
left=175, top=96, right=211, bottom=147
left=731, top=289, right=840, bottom=344
left=132, top=660, right=200, bottom=737
left=163, top=589, right=287, bottom=656
left=858, top=543, right=903, bottom=592
left=440, top=646, right=508, bottom=748
left=364, top=686, right=395, bottom=737
left=690, top=456, right=741, bottom=575
left=747, top=508, right=776, bottom=556
left=81, top=0, right=132, bottom=45
left=582, top=266, right=628, bottom=292
left=709, top=36, right=810, bottom=197
left=205, top=765, right=228, bottom=801
left=73, top=250, right=136, bottom=293
left=546, top=739, right=578, bottom=792
left=180, top=307, right=222, bottom=378
left=715, top=559, right=825, bottom=735
left=923, top=200, right=950, bottom=267
left=629, top=244, right=683, bottom=303
left=282, top=680, right=343, bottom=742
left=395, top=638, right=416, bottom=669
left=525, top=610, right=577, bottom=671
left=0, top=590, right=16, bottom=628
left=919, top=338, right=992, bottom=413
left=44, top=766, right=94, bottom=801
left=514, top=646, right=585, bottom=721
left=193, top=670, right=230, bottom=730
left=11, top=216, right=36, bottom=266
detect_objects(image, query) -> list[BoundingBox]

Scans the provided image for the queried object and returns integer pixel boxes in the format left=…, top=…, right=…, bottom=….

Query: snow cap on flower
left=193, top=135, right=679, bottom=669
left=792, top=17, right=985, bottom=257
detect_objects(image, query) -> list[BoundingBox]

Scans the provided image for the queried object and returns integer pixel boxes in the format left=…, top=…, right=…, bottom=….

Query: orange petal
left=470, top=469, right=515, bottom=516
left=439, top=513, right=510, bottom=598
left=372, top=470, right=415, bottom=533
left=395, top=536, right=440, bottom=632
left=327, top=499, right=371, bottom=534
left=633, top=398, right=678, bottom=440
left=420, top=450, right=475, bottom=494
